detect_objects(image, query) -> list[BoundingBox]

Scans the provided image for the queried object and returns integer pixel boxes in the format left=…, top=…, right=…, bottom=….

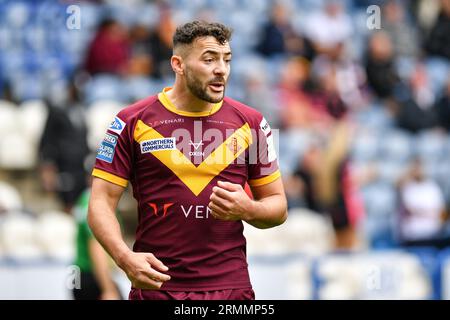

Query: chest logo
left=134, top=120, right=252, bottom=196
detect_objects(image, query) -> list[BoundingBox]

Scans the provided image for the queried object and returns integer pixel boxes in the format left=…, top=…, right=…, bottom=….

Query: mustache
left=208, top=78, right=226, bottom=85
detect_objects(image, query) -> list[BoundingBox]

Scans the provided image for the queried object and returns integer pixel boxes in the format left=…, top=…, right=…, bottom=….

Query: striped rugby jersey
left=93, top=87, right=280, bottom=290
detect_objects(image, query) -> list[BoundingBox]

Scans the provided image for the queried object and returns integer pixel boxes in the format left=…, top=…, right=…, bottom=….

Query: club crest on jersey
left=227, top=137, right=241, bottom=155
left=109, top=116, right=126, bottom=135
left=140, top=137, right=176, bottom=154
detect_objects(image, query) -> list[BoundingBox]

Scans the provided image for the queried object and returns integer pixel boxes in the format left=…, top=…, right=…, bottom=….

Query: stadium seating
left=0, top=181, right=23, bottom=212
left=35, top=211, right=76, bottom=261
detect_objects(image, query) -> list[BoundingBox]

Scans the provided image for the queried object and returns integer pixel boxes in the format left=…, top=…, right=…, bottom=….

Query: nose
left=213, top=60, right=228, bottom=76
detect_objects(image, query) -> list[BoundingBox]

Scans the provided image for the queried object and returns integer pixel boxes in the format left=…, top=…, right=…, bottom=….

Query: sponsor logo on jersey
left=266, top=134, right=277, bottom=162
left=148, top=202, right=174, bottom=217
left=189, top=140, right=204, bottom=156
left=259, top=117, right=271, bottom=136
left=108, top=116, right=126, bottom=135
left=96, top=133, right=118, bottom=163
left=140, top=137, right=176, bottom=153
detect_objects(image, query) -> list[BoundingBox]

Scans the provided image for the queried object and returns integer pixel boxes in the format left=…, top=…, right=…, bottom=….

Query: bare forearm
left=245, top=194, right=287, bottom=229
left=88, top=200, right=130, bottom=267
left=89, top=239, right=117, bottom=293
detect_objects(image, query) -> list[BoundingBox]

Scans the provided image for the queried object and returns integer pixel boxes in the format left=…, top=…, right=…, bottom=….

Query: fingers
left=145, top=253, right=169, bottom=272
left=132, top=276, right=165, bottom=290
left=143, top=254, right=171, bottom=282
left=209, top=193, right=231, bottom=211
left=212, top=185, right=234, bottom=201
left=143, top=266, right=171, bottom=282
left=208, top=201, right=231, bottom=220
left=217, top=180, right=242, bottom=191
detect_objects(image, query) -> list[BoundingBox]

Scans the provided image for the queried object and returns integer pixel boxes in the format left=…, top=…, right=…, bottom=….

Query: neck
left=166, top=80, right=217, bottom=113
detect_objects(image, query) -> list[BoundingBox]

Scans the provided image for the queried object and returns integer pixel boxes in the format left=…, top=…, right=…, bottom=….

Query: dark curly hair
left=173, top=20, right=232, bottom=47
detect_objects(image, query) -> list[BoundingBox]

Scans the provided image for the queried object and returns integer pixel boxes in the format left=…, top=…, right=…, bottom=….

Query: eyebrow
left=202, top=50, right=232, bottom=57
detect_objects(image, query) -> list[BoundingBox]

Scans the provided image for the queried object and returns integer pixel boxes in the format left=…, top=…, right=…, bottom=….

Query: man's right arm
left=88, top=177, right=171, bottom=289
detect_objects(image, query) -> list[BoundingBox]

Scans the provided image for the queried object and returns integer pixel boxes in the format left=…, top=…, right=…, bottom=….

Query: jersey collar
left=158, top=87, right=223, bottom=117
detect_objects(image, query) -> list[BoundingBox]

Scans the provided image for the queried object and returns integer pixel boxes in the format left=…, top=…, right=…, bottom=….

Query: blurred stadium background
left=0, top=0, right=449, bottom=299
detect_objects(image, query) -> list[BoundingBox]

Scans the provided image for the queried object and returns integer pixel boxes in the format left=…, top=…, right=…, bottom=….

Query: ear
left=171, top=55, right=184, bottom=75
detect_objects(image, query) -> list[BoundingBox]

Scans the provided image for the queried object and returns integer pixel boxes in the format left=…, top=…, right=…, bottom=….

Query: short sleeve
left=92, top=113, right=133, bottom=187
left=247, top=116, right=281, bottom=187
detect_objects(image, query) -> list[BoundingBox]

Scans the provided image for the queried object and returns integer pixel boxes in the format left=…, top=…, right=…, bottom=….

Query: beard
left=185, top=67, right=226, bottom=103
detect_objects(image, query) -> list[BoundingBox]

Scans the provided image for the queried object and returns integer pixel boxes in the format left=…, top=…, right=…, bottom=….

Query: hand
left=118, top=251, right=171, bottom=290
left=208, top=181, right=254, bottom=222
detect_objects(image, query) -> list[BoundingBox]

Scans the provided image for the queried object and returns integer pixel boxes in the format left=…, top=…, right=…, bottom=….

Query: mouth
left=208, top=82, right=225, bottom=92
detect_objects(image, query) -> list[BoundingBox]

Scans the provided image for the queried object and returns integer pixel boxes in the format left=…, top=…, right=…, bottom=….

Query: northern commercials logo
left=109, top=116, right=126, bottom=135
left=140, top=137, right=176, bottom=154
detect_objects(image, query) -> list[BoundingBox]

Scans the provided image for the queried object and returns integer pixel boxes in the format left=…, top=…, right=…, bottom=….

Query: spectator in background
left=397, top=158, right=448, bottom=247
left=311, top=55, right=351, bottom=122
left=148, top=4, right=176, bottom=79
left=284, top=142, right=323, bottom=212
left=435, top=76, right=450, bottom=131
left=396, top=62, right=438, bottom=133
left=256, top=2, right=314, bottom=59
left=39, top=81, right=90, bottom=213
left=425, top=0, right=450, bottom=60
left=313, top=122, right=364, bottom=250
left=304, top=0, right=353, bottom=57
left=73, top=188, right=122, bottom=300
left=276, top=56, right=319, bottom=129
left=84, top=18, right=130, bottom=76
left=312, top=43, right=367, bottom=112
left=243, top=66, right=280, bottom=129
left=284, top=124, right=365, bottom=250
left=365, top=31, right=401, bottom=99
left=382, top=0, right=420, bottom=58
left=128, top=24, right=153, bottom=76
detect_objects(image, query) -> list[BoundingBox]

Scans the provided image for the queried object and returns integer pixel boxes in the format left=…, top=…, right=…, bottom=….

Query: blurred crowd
left=0, top=0, right=449, bottom=255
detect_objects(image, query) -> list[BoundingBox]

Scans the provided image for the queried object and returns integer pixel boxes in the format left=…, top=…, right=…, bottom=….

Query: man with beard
left=88, top=21, right=287, bottom=300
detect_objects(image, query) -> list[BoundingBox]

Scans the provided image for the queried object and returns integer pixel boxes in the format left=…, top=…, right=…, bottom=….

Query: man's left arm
left=208, top=178, right=287, bottom=229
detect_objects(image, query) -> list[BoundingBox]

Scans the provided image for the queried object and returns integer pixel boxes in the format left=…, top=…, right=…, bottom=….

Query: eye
left=204, top=58, right=213, bottom=63
left=225, top=59, right=232, bottom=64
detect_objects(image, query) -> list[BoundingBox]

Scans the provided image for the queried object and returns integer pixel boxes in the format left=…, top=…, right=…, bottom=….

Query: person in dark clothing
left=365, top=31, right=400, bottom=99
left=424, top=0, right=450, bottom=60
left=148, top=5, right=176, bottom=79
left=395, top=63, right=439, bottom=133
left=396, top=98, right=438, bottom=133
left=435, top=77, right=450, bottom=131
left=39, top=82, right=90, bottom=212
left=256, top=2, right=314, bottom=60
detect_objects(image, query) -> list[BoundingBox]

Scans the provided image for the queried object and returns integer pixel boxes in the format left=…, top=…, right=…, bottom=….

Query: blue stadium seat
left=376, top=159, right=407, bottom=184
left=361, top=181, right=397, bottom=247
left=437, top=248, right=450, bottom=300
left=84, top=75, right=125, bottom=104
left=378, top=129, right=413, bottom=162
left=350, top=128, right=380, bottom=162
left=124, top=77, right=157, bottom=102
left=415, top=130, right=448, bottom=163
left=405, top=247, right=441, bottom=300
left=425, top=57, right=450, bottom=96
left=353, top=102, right=394, bottom=130
left=4, top=1, right=30, bottom=29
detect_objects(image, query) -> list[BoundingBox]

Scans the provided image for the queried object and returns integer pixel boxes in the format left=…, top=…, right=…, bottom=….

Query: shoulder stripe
left=92, top=168, right=128, bottom=187
left=248, top=170, right=281, bottom=187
